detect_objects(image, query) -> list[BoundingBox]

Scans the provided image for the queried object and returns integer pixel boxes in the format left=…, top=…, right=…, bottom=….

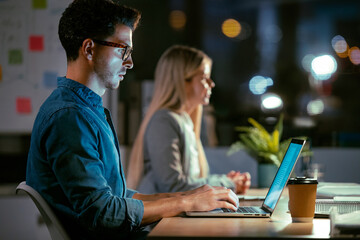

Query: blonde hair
left=126, top=45, right=212, bottom=189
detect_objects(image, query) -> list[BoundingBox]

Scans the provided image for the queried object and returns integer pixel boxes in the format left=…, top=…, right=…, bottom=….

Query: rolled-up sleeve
left=124, top=198, right=144, bottom=227
left=124, top=189, right=143, bottom=227
left=126, top=188, right=138, bottom=198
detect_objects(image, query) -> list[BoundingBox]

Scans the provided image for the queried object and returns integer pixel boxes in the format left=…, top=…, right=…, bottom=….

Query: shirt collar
left=57, top=76, right=103, bottom=107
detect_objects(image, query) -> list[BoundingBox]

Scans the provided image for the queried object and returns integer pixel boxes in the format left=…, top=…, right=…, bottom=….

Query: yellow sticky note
left=32, top=0, right=47, bottom=9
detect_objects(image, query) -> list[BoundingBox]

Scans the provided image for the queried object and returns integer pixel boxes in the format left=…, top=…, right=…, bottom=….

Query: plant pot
left=257, top=163, right=278, bottom=188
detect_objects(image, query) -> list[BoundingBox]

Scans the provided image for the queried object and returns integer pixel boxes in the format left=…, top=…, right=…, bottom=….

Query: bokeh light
left=222, top=19, right=241, bottom=38
left=169, top=10, right=186, bottom=30
left=264, top=25, right=282, bottom=43
left=307, top=99, right=324, bottom=116
left=349, top=46, right=360, bottom=65
left=293, top=117, right=316, bottom=128
left=249, top=75, right=273, bottom=95
left=261, top=93, right=283, bottom=110
left=311, top=55, right=337, bottom=80
left=331, top=35, right=348, bottom=58
left=301, top=54, right=315, bottom=72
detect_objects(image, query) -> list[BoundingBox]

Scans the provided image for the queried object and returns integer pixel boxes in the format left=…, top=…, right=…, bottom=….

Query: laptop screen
left=262, top=139, right=305, bottom=212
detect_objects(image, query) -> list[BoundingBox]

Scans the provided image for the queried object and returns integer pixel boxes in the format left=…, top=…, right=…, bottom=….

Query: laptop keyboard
left=222, top=206, right=260, bottom=213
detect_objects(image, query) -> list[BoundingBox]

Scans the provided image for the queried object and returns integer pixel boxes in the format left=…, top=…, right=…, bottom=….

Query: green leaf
left=258, top=152, right=281, bottom=166
left=248, top=131, right=267, bottom=151
left=248, top=118, right=271, bottom=142
left=269, top=129, right=279, bottom=152
left=239, top=135, right=258, bottom=153
left=228, top=115, right=313, bottom=166
left=227, top=141, right=245, bottom=156
left=274, top=114, right=284, bottom=140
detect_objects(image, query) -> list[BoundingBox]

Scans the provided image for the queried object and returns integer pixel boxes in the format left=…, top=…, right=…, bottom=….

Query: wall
left=0, top=0, right=72, bottom=133
left=0, top=186, right=50, bottom=240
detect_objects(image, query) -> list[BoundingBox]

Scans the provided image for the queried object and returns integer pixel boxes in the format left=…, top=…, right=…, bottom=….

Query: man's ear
left=81, top=39, right=95, bottom=60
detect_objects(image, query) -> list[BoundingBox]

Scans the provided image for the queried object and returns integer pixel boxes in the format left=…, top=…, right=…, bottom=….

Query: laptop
left=186, top=138, right=306, bottom=217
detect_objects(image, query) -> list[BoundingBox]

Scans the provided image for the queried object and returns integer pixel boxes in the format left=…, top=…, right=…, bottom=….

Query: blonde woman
left=127, top=45, right=250, bottom=194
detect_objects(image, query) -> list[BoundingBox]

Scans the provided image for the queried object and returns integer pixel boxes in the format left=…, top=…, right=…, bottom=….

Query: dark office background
left=1, top=0, right=360, bottom=183
left=116, top=0, right=360, bottom=146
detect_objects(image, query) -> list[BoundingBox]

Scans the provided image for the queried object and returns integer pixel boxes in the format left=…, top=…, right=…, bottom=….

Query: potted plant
left=228, top=114, right=312, bottom=188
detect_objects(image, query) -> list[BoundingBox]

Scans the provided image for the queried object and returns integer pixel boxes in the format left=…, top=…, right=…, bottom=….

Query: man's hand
left=183, top=185, right=239, bottom=212
left=140, top=185, right=239, bottom=225
left=227, top=171, right=251, bottom=194
left=180, top=184, right=216, bottom=195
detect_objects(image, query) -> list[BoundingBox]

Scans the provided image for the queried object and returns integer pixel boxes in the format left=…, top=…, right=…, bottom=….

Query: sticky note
left=8, top=49, right=23, bottom=64
left=29, top=35, right=44, bottom=51
left=16, top=97, right=32, bottom=114
left=32, top=0, right=47, bottom=9
left=43, top=71, right=58, bottom=88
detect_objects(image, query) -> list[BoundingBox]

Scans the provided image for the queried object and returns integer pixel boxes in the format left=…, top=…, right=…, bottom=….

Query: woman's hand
left=227, top=171, right=251, bottom=194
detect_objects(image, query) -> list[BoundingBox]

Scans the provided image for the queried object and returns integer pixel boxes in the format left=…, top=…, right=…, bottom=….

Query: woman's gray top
left=137, top=109, right=235, bottom=194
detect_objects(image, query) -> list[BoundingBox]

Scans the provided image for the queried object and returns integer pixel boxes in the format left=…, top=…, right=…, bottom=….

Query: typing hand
left=181, top=184, right=213, bottom=196
left=185, top=185, right=239, bottom=212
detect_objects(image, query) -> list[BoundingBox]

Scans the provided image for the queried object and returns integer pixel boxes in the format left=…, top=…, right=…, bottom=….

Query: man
left=26, top=0, right=239, bottom=239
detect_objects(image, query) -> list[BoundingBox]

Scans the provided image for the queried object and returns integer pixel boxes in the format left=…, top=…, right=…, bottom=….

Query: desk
left=148, top=188, right=336, bottom=239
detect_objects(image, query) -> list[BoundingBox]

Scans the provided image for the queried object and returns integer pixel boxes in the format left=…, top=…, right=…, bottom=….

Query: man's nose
left=124, top=55, right=134, bottom=69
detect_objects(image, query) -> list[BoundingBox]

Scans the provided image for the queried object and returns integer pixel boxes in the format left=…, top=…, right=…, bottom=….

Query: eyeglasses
left=92, top=39, right=133, bottom=61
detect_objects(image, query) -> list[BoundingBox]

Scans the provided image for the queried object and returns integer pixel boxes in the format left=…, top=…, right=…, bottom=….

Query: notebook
left=315, top=197, right=360, bottom=217
left=186, top=138, right=306, bottom=217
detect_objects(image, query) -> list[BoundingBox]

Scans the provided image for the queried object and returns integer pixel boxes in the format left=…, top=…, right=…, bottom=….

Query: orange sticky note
left=16, top=97, right=32, bottom=114
left=29, top=35, right=44, bottom=51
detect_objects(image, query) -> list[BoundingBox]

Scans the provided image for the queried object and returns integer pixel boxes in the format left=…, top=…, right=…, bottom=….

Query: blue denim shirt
left=26, top=77, right=144, bottom=239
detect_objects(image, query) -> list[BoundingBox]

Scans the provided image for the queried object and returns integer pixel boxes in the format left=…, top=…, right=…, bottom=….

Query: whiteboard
left=0, top=0, right=72, bottom=133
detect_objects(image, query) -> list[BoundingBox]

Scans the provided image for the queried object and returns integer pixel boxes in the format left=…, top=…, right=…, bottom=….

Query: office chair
left=16, top=181, right=70, bottom=240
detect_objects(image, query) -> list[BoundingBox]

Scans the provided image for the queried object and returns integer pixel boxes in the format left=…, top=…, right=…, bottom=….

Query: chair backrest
left=16, top=181, right=71, bottom=240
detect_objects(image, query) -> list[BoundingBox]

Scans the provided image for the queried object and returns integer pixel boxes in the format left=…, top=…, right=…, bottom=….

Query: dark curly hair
left=59, top=0, right=141, bottom=61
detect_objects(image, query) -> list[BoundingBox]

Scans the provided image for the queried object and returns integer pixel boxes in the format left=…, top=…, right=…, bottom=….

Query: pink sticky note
left=16, top=97, right=32, bottom=114
left=29, top=35, right=44, bottom=51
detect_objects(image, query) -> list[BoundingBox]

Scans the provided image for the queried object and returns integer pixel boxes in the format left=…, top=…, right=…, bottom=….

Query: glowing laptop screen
left=263, top=141, right=304, bottom=211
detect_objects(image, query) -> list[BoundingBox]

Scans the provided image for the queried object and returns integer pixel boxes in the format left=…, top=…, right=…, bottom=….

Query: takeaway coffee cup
left=288, top=177, right=318, bottom=222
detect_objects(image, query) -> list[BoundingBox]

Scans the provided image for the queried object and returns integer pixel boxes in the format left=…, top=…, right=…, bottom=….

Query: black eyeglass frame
left=92, top=39, right=133, bottom=61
